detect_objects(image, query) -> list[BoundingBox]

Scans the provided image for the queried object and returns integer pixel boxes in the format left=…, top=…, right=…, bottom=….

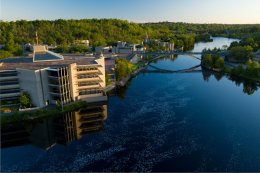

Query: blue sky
left=1, top=0, right=260, bottom=24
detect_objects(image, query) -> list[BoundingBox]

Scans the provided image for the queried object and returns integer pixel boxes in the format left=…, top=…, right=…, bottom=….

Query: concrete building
left=0, top=70, right=20, bottom=103
left=113, top=41, right=136, bottom=54
left=135, top=44, right=145, bottom=52
left=105, top=58, right=116, bottom=83
left=95, top=46, right=112, bottom=54
left=0, top=46, right=107, bottom=108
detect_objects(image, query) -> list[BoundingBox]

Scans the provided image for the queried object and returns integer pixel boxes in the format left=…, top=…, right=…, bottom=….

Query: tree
left=5, top=33, right=15, bottom=51
left=227, top=46, right=253, bottom=63
left=246, top=60, right=260, bottom=77
left=115, top=58, right=136, bottom=80
left=20, top=92, right=32, bottom=108
left=202, top=54, right=213, bottom=68
left=214, top=58, right=224, bottom=69
left=0, top=50, right=12, bottom=59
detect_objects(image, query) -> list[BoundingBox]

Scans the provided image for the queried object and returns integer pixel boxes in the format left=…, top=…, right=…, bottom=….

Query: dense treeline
left=144, top=22, right=260, bottom=38
left=227, top=32, right=260, bottom=63
left=0, top=19, right=148, bottom=46
left=1, top=19, right=260, bottom=58
left=1, top=19, right=260, bottom=46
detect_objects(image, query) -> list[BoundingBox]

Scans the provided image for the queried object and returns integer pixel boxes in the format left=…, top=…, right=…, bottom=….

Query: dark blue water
left=1, top=38, right=260, bottom=172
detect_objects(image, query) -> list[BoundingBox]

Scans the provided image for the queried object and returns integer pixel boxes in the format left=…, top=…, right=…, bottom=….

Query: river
left=1, top=37, right=260, bottom=172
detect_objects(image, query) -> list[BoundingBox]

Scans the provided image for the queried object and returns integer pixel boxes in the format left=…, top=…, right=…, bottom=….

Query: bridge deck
left=136, top=51, right=226, bottom=56
left=147, top=64, right=201, bottom=73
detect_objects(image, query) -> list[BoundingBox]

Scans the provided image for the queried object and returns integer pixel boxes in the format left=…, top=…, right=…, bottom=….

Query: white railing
left=19, top=107, right=40, bottom=112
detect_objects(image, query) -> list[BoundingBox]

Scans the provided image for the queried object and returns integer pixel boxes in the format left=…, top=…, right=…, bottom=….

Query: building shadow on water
left=1, top=101, right=108, bottom=150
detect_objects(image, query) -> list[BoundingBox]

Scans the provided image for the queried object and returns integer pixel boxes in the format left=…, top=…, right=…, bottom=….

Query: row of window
left=0, top=72, right=18, bottom=77
left=79, top=89, right=103, bottom=95
left=0, top=89, right=20, bottom=94
left=0, top=80, right=19, bottom=86
left=78, top=75, right=99, bottom=79
left=0, top=96, right=20, bottom=101
left=77, top=67, right=98, bottom=72
left=78, top=82, right=100, bottom=87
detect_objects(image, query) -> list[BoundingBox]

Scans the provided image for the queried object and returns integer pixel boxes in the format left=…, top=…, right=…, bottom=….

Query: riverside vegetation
left=1, top=101, right=88, bottom=124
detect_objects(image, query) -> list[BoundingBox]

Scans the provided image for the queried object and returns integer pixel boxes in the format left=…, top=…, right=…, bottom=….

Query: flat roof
left=34, top=52, right=64, bottom=62
left=0, top=55, right=100, bottom=71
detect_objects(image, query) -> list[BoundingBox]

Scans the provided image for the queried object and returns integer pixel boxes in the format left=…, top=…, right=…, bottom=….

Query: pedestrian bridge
left=135, top=51, right=226, bottom=57
left=138, top=51, right=202, bottom=56
left=145, top=64, right=201, bottom=74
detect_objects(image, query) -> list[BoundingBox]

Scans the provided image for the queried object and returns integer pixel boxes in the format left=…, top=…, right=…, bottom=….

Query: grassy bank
left=1, top=101, right=88, bottom=124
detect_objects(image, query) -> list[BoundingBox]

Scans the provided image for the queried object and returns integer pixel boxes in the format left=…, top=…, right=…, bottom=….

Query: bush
left=20, top=92, right=32, bottom=108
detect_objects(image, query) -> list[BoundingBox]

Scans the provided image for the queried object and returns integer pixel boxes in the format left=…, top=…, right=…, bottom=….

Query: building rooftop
left=0, top=55, right=100, bottom=71
left=33, top=52, right=64, bottom=62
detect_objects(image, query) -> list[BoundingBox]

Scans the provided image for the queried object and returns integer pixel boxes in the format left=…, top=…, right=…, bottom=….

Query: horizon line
left=1, top=18, right=260, bottom=25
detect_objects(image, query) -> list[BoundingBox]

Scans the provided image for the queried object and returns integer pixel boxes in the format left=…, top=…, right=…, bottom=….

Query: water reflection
left=202, top=68, right=259, bottom=95
left=201, top=68, right=224, bottom=82
left=228, top=75, right=259, bottom=95
left=1, top=101, right=108, bottom=150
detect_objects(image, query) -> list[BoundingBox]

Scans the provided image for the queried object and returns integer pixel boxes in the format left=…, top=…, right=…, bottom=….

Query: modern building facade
left=0, top=46, right=107, bottom=108
left=0, top=70, right=20, bottom=103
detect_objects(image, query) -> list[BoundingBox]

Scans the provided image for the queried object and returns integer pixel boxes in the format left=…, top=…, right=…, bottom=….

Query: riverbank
left=116, top=66, right=147, bottom=87
left=201, top=64, right=260, bottom=85
left=1, top=101, right=88, bottom=125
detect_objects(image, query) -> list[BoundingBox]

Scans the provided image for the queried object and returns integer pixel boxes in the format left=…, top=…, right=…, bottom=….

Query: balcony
left=0, top=92, right=20, bottom=99
left=78, top=84, right=101, bottom=90
left=77, top=77, right=103, bottom=82
left=0, top=84, right=19, bottom=90
left=77, top=70, right=102, bottom=75
left=0, top=76, right=18, bottom=81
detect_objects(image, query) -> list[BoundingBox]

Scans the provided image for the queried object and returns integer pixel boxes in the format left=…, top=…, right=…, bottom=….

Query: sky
left=1, top=0, right=260, bottom=24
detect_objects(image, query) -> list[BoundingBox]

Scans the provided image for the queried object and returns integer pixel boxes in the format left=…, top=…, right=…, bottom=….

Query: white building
left=75, top=40, right=90, bottom=47
left=0, top=46, right=107, bottom=108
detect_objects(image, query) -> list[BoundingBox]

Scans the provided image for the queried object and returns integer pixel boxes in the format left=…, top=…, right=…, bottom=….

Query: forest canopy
left=0, top=19, right=260, bottom=58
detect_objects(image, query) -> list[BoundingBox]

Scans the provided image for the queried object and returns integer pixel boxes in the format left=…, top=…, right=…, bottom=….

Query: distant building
left=95, top=46, right=112, bottom=54
left=0, top=44, right=5, bottom=49
left=105, top=58, right=116, bottom=83
left=135, top=44, right=145, bottom=52
left=23, top=43, right=33, bottom=52
left=253, top=49, right=260, bottom=62
left=143, top=38, right=159, bottom=45
left=0, top=45, right=107, bottom=108
left=159, top=41, right=175, bottom=52
left=112, top=41, right=133, bottom=54
left=75, top=40, right=90, bottom=47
